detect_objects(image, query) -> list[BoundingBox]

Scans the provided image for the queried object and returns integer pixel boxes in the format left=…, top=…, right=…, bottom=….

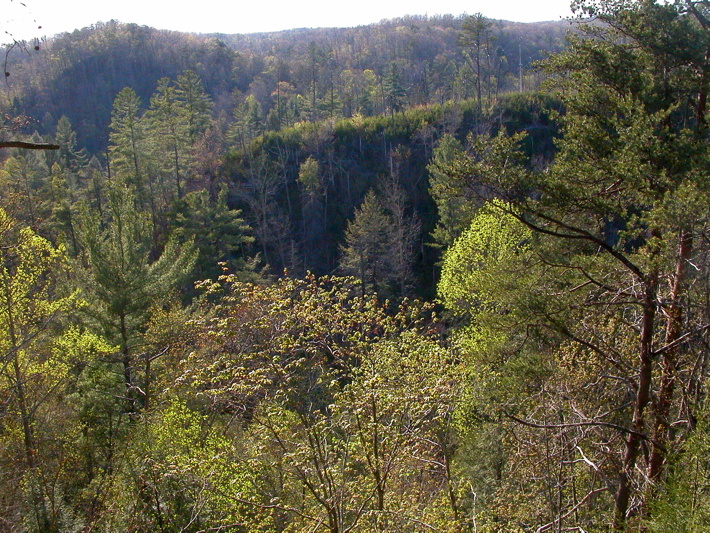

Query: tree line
left=0, top=16, right=569, bottom=153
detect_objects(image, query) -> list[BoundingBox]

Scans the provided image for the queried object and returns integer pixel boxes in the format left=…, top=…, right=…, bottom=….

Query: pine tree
left=0, top=145, right=50, bottom=227
left=145, top=78, right=190, bottom=200
left=340, top=190, right=392, bottom=297
left=231, top=95, right=263, bottom=148
left=108, top=88, right=146, bottom=187
left=427, top=133, right=478, bottom=249
left=169, top=185, right=256, bottom=288
left=108, top=88, right=158, bottom=226
left=53, top=115, right=88, bottom=174
left=48, top=162, right=80, bottom=255
left=382, top=63, right=407, bottom=116
left=174, top=70, right=213, bottom=143
left=78, top=184, right=196, bottom=409
left=459, top=13, right=493, bottom=107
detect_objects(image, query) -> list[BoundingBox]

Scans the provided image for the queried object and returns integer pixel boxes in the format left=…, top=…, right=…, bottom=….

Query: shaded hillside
left=0, top=16, right=572, bottom=154
left=224, top=92, right=562, bottom=296
left=0, top=21, right=235, bottom=153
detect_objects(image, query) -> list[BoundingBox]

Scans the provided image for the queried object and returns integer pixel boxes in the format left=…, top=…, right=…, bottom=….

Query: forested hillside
left=0, top=2, right=709, bottom=532
left=0, top=16, right=569, bottom=152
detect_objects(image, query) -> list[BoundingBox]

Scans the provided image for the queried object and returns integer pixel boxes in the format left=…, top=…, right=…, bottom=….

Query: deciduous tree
left=437, top=1, right=710, bottom=529
left=0, top=207, right=78, bottom=529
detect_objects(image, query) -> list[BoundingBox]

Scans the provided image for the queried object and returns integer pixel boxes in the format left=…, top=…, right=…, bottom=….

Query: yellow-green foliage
left=100, top=398, right=269, bottom=532
left=0, top=203, right=79, bottom=429
left=438, top=200, right=539, bottom=392
left=438, top=199, right=532, bottom=319
left=0, top=206, right=92, bottom=530
left=645, top=404, right=710, bottom=533
left=176, top=274, right=462, bottom=532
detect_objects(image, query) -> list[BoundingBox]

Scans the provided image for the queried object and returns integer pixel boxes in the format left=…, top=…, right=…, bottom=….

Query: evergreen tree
left=229, top=94, right=263, bottom=150
left=48, top=162, right=80, bottom=255
left=459, top=13, right=493, bottom=107
left=0, top=138, right=52, bottom=228
left=46, top=117, right=88, bottom=246
left=78, top=184, right=196, bottom=409
left=382, top=63, right=407, bottom=116
left=174, top=70, right=213, bottom=143
left=53, top=115, right=88, bottom=174
left=108, top=88, right=158, bottom=227
left=169, top=185, right=256, bottom=288
left=340, top=190, right=392, bottom=297
left=427, top=133, right=477, bottom=249
left=108, top=88, right=146, bottom=186
left=145, top=77, right=190, bottom=200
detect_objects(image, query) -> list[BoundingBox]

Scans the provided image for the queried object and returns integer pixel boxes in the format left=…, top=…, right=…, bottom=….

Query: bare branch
left=0, top=141, right=59, bottom=150
left=652, top=323, right=710, bottom=357
left=503, top=411, right=665, bottom=451
left=490, top=201, right=646, bottom=281
left=535, top=487, right=608, bottom=533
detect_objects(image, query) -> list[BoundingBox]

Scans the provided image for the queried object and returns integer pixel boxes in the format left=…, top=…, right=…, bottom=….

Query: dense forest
left=0, top=15, right=569, bottom=153
left=0, top=1, right=709, bottom=531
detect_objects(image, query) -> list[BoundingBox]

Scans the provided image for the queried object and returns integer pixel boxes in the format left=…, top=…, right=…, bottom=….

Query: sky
left=2, top=0, right=575, bottom=43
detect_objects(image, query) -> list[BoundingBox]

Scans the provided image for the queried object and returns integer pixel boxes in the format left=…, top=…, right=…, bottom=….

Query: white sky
left=3, top=0, right=575, bottom=43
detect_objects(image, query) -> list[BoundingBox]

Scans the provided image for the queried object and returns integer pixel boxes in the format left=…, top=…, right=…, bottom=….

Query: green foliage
left=174, top=70, right=213, bottom=142
left=438, top=199, right=532, bottom=318
left=427, top=133, right=474, bottom=248
left=108, top=87, right=147, bottom=187
left=335, top=330, right=461, bottom=530
left=0, top=12, right=609, bottom=533
left=177, top=274, right=460, bottom=532
left=230, top=94, right=264, bottom=148
left=645, top=404, right=710, bottom=532
left=169, top=185, right=257, bottom=289
left=0, top=207, right=86, bottom=530
left=435, top=1, right=710, bottom=529
left=0, top=150, right=50, bottom=226
left=146, top=77, right=190, bottom=199
left=382, top=63, right=408, bottom=115
left=297, top=155, right=321, bottom=197
left=77, top=184, right=197, bottom=409
left=340, top=190, right=393, bottom=295
left=99, top=398, right=261, bottom=532
left=145, top=72, right=211, bottom=200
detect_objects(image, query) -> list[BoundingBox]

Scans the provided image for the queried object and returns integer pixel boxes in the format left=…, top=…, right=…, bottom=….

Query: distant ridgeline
left=0, top=17, right=569, bottom=153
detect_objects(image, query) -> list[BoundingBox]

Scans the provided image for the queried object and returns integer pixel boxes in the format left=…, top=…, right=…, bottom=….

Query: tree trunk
left=649, top=230, right=692, bottom=483
left=613, top=272, right=658, bottom=529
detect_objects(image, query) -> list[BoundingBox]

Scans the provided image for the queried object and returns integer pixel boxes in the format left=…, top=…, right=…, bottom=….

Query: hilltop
left=0, top=16, right=571, bottom=152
